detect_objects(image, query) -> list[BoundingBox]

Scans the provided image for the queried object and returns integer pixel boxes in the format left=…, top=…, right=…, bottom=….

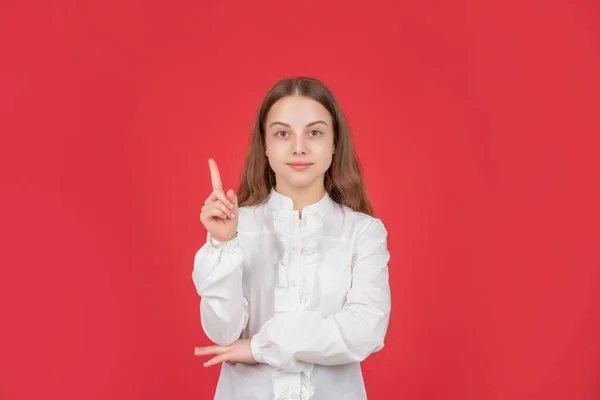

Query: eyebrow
left=268, top=120, right=329, bottom=128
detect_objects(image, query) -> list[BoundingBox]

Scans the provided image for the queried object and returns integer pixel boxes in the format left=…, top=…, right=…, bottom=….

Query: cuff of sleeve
left=250, top=334, right=264, bottom=363
left=208, top=232, right=240, bottom=252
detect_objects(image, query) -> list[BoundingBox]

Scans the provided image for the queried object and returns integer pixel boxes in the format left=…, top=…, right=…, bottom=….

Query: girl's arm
left=192, top=233, right=249, bottom=347
left=250, top=218, right=391, bottom=373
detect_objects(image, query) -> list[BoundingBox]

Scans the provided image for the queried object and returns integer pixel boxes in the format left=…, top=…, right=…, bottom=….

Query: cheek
left=264, top=135, right=274, bottom=151
left=313, top=143, right=334, bottom=164
left=266, top=142, right=287, bottom=172
left=265, top=137, right=282, bottom=156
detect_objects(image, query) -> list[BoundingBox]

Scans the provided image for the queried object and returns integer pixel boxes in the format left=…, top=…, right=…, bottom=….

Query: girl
left=192, top=77, right=391, bottom=400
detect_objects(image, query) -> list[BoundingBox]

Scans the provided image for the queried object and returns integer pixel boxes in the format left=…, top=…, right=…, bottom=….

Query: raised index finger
left=208, top=159, right=222, bottom=191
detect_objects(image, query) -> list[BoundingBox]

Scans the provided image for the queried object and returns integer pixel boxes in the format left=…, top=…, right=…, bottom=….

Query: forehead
left=266, top=95, right=332, bottom=126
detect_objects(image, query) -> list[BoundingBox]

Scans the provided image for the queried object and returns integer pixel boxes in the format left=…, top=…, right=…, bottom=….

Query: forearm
left=250, top=290, right=390, bottom=371
left=250, top=218, right=391, bottom=372
left=192, top=235, right=249, bottom=346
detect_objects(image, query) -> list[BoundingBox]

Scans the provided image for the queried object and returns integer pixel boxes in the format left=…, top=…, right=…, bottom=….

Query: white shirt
left=192, top=188, right=391, bottom=400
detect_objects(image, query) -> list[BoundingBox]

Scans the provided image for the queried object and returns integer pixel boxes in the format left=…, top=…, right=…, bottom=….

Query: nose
left=292, top=135, right=307, bottom=155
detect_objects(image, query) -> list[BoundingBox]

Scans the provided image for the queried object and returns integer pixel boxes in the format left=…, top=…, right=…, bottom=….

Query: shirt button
left=292, top=247, right=298, bottom=252
left=290, top=280, right=297, bottom=287
left=291, top=391, right=299, bottom=399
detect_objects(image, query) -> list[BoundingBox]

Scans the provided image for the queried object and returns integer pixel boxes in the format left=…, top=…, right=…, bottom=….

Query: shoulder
left=334, top=206, right=390, bottom=265
left=337, top=204, right=388, bottom=241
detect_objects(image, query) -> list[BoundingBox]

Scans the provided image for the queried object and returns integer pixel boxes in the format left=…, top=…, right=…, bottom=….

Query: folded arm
left=250, top=218, right=391, bottom=373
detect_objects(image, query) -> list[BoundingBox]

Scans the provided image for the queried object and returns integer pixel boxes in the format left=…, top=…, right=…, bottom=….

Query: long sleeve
left=250, top=218, right=391, bottom=373
left=192, top=234, right=249, bottom=346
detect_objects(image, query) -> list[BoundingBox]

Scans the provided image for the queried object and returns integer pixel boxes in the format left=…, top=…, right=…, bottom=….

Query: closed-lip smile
left=287, top=162, right=312, bottom=170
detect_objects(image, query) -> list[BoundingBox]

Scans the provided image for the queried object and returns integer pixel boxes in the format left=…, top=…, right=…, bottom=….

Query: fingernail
left=230, top=213, right=235, bottom=218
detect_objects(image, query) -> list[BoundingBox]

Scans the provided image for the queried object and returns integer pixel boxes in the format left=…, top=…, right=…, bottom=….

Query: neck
left=274, top=181, right=326, bottom=214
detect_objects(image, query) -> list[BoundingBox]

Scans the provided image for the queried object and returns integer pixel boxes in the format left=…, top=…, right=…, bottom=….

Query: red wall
left=1, top=1, right=599, bottom=399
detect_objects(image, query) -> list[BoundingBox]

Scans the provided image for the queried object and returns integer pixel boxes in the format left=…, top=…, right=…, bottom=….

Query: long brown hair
left=237, top=77, right=374, bottom=216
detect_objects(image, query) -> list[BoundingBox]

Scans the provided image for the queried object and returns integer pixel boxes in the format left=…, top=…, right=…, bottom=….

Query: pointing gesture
left=200, top=159, right=239, bottom=242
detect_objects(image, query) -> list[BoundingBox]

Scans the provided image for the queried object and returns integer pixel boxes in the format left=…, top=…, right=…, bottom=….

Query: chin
left=279, top=175, right=321, bottom=190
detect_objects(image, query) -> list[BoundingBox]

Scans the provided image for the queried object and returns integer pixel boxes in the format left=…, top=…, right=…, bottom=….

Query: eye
left=276, top=131, right=289, bottom=138
left=309, top=130, right=321, bottom=136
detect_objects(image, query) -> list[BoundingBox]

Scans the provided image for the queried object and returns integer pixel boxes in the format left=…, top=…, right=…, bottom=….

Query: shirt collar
left=266, top=187, right=336, bottom=218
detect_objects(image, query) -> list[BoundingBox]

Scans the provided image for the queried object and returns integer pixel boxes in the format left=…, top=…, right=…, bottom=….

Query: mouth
left=287, top=162, right=313, bottom=171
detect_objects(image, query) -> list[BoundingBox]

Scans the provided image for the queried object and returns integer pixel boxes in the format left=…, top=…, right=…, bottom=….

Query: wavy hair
left=237, top=77, right=373, bottom=216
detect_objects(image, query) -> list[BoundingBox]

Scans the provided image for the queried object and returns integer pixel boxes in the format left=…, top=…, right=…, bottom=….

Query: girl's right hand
left=200, top=159, right=239, bottom=242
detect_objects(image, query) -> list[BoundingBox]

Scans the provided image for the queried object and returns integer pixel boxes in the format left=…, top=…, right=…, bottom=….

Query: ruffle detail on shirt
left=272, top=210, right=323, bottom=315
left=297, top=213, right=321, bottom=311
left=271, top=365, right=315, bottom=400
left=300, top=365, right=316, bottom=400
left=270, top=210, right=321, bottom=399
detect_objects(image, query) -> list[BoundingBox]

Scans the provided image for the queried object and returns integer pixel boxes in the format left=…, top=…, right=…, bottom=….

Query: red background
left=1, top=1, right=599, bottom=399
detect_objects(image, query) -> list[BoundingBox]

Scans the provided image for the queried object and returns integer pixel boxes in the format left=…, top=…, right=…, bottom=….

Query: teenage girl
left=193, top=77, right=391, bottom=400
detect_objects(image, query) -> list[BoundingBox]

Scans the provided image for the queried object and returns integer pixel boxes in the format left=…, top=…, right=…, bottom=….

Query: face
left=264, top=95, right=335, bottom=192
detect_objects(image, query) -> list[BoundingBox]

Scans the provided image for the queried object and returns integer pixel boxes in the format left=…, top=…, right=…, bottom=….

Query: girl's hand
left=199, top=159, right=239, bottom=242
left=194, top=339, right=257, bottom=367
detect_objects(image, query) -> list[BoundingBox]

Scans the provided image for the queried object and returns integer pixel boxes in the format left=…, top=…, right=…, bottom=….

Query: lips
left=287, top=162, right=312, bottom=171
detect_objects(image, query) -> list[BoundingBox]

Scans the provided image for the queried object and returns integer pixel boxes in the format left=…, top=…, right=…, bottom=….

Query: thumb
left=227, top=189, right=238, bottom=209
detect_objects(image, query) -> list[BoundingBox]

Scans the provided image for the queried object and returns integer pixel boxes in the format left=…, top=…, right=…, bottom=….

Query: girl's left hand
left=194, top=339, right=258, bottom=367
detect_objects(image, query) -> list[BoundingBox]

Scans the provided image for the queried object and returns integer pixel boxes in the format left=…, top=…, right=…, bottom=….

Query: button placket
left=288, top=216, right=303, bottom=308
left=291, top=249, right=301, bottom=309
left=290, top=373, right=302, bottom=400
